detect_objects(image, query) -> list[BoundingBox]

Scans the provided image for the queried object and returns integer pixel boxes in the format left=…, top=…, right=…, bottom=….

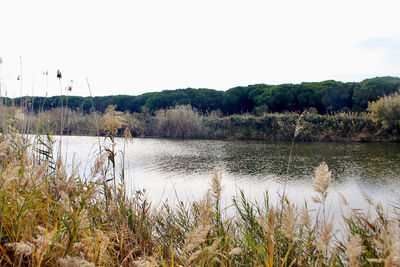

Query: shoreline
left=44, top=133, right=400, bottom=143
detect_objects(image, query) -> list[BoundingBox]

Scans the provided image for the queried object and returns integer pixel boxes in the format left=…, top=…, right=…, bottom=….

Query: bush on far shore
left=1, top=102, right=399, bottom=142
left=368, top=91, right=400, bottom=135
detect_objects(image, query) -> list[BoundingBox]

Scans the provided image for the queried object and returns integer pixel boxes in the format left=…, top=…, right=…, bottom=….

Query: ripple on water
left=56, top=136, right=400, bottom=215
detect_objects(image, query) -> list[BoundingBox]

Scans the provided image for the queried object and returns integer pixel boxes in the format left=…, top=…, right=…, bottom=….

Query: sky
left=0, top=0, right=399, bottom=97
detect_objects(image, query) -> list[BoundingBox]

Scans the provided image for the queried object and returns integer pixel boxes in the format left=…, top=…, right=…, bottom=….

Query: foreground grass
left=0, top=110, right=399, bottom=266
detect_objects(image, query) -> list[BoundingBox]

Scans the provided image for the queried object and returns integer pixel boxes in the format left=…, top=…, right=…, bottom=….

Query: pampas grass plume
left=346, top=235, right=363, bottom=267
left=313, top=162, right=332, bottom=203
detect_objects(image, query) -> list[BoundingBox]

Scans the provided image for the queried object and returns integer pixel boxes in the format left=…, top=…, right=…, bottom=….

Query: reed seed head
left=14, top=109, right=24, bottom=122
left=103, top=105, right=127, bottom=135
left=91, top=153, right=107, bottom=178
left=134, top=259, right=154, bottom=267
left=282, top=204, right=297, bottom=241
left=0, top=140, right=9, bottom=159
left=301, top=206, right=310, bottom=229
left=339, top=193, right=349, bottom=206
left=313, top=162, right=332, bottom=203
left=229, top=247, right=243, bottom=256
left=346, top=235, right=363, bottom=267
left=183, top=225, right=211, bottom=253
left=314, top=222, right=333, bottom=252
left=210, top=170, right=222, bottom=201
left=294, top=124, right=303, bottom=138
left=294, top=111, right=305, bottom=137
left=374, top=220, right=400, bottom=265
left=5, top=242, right=34, bottom=257
left=260, top=206, right=276, bottom=238
left=184, top=193, right=213, bottom=254
left=123, top=127, right=133, bottom=142
left=58, top=256, right=95, bottom=267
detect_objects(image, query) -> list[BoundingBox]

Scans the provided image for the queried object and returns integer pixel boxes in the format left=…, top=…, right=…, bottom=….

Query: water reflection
left=57, top=136, right=400, bottom=214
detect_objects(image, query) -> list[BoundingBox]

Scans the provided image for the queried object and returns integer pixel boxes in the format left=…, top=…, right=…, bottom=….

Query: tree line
left=5, top=76, right=400, bottom=115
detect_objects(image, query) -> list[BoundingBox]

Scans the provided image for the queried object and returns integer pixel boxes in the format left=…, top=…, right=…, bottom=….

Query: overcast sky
left=0, top=0, right=399, bottom=97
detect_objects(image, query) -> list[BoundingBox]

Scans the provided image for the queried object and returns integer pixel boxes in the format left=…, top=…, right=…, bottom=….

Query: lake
left=56, top=136, right=400, bottom=217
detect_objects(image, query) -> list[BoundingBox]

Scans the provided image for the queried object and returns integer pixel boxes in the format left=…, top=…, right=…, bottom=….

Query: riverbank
left=4, top=104, right=398, bottom=142
left=1, top=112, right=399, bottom=266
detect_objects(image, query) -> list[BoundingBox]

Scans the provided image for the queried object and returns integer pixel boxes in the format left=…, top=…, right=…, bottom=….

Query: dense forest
left=4, top=76, right=400, bottom=115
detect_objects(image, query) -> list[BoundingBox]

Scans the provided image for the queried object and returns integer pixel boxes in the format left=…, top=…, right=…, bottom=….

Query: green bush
left=367, top=92, right=400, bottom=134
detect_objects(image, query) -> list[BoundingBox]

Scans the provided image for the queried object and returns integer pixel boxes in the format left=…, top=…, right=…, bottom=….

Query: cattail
left=346, top=235, right=363, bottom=267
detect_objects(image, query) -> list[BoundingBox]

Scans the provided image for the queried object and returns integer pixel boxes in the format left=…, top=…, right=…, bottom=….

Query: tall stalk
left=86, top=76, right=102, bottom=153
left=19, top=56, right=23, bottom=97
left=56, top=70, right=65, bottom=162
left=282, top=111, right=305, bottom=201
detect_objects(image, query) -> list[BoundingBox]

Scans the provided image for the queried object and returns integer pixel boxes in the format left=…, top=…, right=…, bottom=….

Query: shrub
left=367, top=92, right=400, bottom=134
left=155, top=105, right=203, bottom=138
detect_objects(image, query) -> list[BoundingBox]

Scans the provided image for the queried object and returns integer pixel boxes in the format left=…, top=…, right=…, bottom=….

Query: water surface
left=58, top=136, right=400, bottom=216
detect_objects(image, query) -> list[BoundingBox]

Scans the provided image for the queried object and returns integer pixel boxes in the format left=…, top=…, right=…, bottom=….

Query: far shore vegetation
left=0, top=76, right=399, bottom=142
